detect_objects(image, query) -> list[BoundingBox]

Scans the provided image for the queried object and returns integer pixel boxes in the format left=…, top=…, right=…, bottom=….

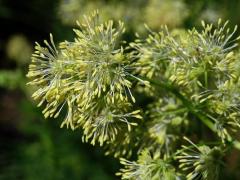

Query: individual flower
left=176, top=137, right=223, bottom=180
left=117, top=149, right=179, bottom=180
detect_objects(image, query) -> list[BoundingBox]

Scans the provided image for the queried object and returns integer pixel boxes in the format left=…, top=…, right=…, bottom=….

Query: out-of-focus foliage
left=58, top=0, right=240, bottom=34
left=58, top=0, right=189, bottom=33
left=0, top=99, right=117, bottom=179
left=144, top=0, right=188, bottom=29
left=0, top=70, right=25, bottom=90
left=6, top=35, right=32, bottom=66
left=58, top=0, right=145, bottom=32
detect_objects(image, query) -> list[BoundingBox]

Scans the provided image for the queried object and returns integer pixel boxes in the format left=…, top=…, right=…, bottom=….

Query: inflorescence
left=27, top=11, right=240, bottom=179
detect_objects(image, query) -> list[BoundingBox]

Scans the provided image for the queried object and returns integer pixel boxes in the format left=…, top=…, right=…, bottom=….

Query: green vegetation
left=2, top=0, right=240, bottom=179
left=27, top=10, right=240, bottom=179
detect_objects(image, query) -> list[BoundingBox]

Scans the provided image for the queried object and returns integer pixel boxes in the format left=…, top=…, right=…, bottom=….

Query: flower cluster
left=27, top=11, right=142, bottom=146
left=116, top=19, right=240, bottom=179
left=27, top=11, right=240, bottom=179
left=117, top=149, right=178, bottom=180
left=176, top=137, right=223, bottom=180
left=166, top=20, right=240, bottom=141
left=139, top=97, right=188, bottom=157
left=131, top=19, right=240, bottom=142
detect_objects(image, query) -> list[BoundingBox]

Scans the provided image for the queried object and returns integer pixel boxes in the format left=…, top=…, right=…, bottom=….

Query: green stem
left=144, top=77, right=216, bottom=132
left=204, top=63, right=208, bottom=89
left=135, top=76, right=240, bottom=150
left=159, top=107, right=187, bottom=116
left=145, top=78, right=240, bottom=150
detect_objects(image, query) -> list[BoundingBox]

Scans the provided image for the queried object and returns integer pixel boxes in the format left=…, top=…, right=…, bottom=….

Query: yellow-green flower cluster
left=130, top=27, right=170, bottom=79
left=114, top=20, right=240, bottom=179
left=168, top=20, right=239, bottom=92
left=132, top=19, right=240, bottom=142
left=167, top=20, right=240, bottom=141
left=141, top=98, right=188, bottom=157
left=27, top=11, right=142, bottom=146
left=27, top=12, right=240, bottom=179
left=117, top=149, right=178, bottom=180
left=176, top=137, right=223, bottom=180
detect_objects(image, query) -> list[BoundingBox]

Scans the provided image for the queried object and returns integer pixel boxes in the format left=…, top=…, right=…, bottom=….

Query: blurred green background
left=1, top=0, right=240, bottom=179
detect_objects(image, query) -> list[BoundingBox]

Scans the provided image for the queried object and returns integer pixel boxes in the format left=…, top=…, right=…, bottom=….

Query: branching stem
left=144, top=77, right=215, bottom=131
left=141, top=77, right=240, bottom=150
